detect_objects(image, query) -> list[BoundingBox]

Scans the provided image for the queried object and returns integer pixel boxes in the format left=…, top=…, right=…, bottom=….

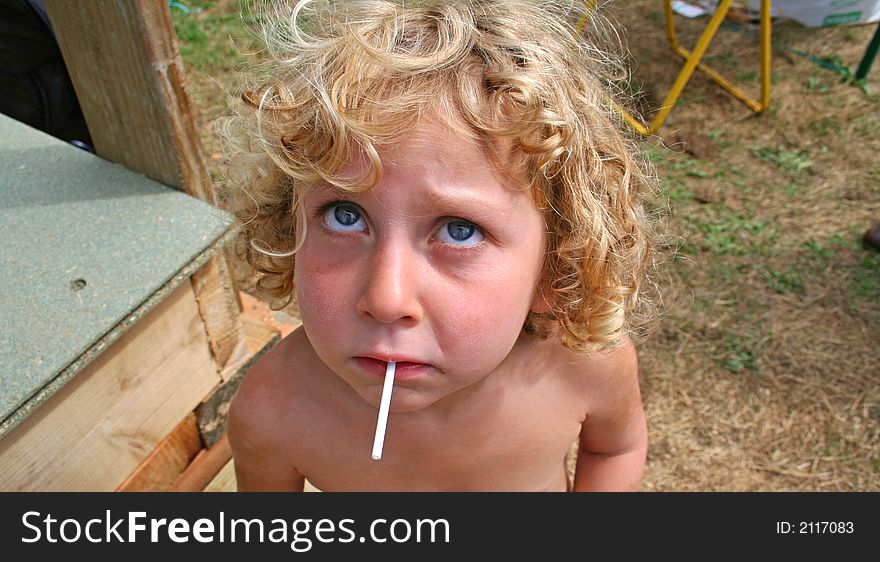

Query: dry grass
left=610, top=1, right=880, bottom=491
left=175, top=0, right=880, bottom=491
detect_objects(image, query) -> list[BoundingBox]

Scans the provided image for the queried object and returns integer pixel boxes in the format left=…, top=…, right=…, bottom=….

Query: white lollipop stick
left=371, top=361, right=396, bottom=460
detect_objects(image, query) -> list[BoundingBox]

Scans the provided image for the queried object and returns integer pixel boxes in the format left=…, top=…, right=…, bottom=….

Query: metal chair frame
left=580, top=0, right=773, bottom=135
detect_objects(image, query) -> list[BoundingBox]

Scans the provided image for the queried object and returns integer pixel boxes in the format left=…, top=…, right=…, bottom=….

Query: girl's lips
left=353, top=357, right=433, bottom=380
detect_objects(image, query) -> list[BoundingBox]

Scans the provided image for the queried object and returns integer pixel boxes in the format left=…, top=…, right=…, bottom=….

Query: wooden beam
left=44, top=0, right=214, bottom=202
left=196, top=310, right=280, bottom=447
left=116, top=413, right=203, bottom=492
left=169, top=433, right=232, bottom=492
left=203, top=459, right=236, bottom=492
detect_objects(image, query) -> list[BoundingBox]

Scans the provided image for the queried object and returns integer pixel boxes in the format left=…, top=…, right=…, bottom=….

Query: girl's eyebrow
left=308, top=183, right=356, bottom=200
left=421, top=189, right=511, bottom=220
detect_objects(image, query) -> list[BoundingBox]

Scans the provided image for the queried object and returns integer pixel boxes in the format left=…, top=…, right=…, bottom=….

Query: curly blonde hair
left=218, top=0, right=658, bottom=353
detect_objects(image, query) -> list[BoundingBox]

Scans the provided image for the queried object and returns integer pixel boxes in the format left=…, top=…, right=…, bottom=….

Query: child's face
left=295, top=119, right=548, bottom=413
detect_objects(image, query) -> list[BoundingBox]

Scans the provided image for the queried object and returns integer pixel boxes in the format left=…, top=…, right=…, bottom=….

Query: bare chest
left=299, top=379, right=584, bottom=491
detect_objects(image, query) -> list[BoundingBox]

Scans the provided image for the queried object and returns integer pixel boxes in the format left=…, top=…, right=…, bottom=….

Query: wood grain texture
left=170, top=433, right=232, bottom=492
left=44, top=0, right=215, bottom=202
left=203, top=459, right=236, bottom=492
left=0, top=283, right=221, bottom=491
left=191, top=255, right=245, bottom=376
left=116, top=413, right=203, bottom=492
left=196, top=310, right=280, bottom=446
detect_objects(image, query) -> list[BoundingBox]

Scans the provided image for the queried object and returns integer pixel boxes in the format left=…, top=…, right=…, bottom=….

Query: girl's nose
left=355, top=241, right=424, bottom=325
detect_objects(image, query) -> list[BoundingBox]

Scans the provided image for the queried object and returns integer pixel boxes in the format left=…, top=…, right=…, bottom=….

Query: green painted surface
left=0, top=114, right=233, bottom=432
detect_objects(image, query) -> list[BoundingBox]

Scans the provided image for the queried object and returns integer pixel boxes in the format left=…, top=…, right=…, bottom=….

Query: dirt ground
left=607, top=1, right=880, bottom=491
left=178, top=0, right=879, bottom=491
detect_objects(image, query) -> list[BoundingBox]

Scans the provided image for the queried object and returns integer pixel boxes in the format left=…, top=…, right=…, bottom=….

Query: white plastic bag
left=700, top=0, right=880, bottom=27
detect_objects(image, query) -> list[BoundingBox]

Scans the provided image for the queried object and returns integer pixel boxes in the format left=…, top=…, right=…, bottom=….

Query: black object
left=0, top=0, right=91, bottom=147
left=864, top=221, right=880, bottom=252
left=855, top=20, right=880, bottom=81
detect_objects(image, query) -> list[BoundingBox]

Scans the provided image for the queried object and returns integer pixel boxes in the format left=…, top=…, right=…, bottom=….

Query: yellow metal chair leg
left=578, top=0, right=772, bottom=136
left=664, top=0, right=771, bottom=114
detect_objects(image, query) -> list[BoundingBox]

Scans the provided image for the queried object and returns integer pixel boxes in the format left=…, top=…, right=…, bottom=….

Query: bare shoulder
left=550, top=336, right=640, bottom=405
left=229, top=326, right=311, bottom=435
left=227, top=326, right=315, bottom=491
left=559, top=336, right=646, bottom=455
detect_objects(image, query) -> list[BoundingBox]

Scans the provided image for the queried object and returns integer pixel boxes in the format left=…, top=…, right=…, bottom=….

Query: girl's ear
left=530, top=283, right=553, bottom=314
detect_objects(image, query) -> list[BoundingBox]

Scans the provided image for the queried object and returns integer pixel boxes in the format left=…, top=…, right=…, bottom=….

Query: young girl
left=222, top=0, right=657, bottom=491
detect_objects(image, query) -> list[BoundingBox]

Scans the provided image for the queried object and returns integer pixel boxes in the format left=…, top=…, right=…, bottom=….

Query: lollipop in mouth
left=371, top=361, right=396, bottom=460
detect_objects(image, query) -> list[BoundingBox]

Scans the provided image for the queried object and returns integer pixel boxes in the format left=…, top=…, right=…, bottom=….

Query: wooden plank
left=196, top=311, right=280, bottom=446
left=44, top=0, right=214, bottom=202
left=191, top=256, right=245, bottom=377
left=0, top=283, right=221, bottom=491
left=116, top=413, right=203, bottom=492
left=203, top=459, right=236, bottom=492
left=170, top=434, right=232, bottom=492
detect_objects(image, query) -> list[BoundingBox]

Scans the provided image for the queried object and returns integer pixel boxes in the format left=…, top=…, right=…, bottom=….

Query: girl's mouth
left=352, top=356, right=433, bottom=380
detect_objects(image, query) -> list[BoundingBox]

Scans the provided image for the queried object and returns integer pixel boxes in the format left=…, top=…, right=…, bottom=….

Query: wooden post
left=44, top=0, right=245, bottom=372
left=44, top=0, right=213, bottom=202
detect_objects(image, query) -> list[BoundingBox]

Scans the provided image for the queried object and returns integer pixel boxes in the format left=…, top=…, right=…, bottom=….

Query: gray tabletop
left=0, top=114, right=234, bottom=435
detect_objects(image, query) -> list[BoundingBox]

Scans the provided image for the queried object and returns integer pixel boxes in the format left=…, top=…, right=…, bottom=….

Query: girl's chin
left=355, top=385, right=443, bottom=414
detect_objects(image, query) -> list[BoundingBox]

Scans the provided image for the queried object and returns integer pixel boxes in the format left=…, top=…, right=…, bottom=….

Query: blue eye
left=323, top=203, right=366, bottom=232
left=437, top=220, right=484, bottom=247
